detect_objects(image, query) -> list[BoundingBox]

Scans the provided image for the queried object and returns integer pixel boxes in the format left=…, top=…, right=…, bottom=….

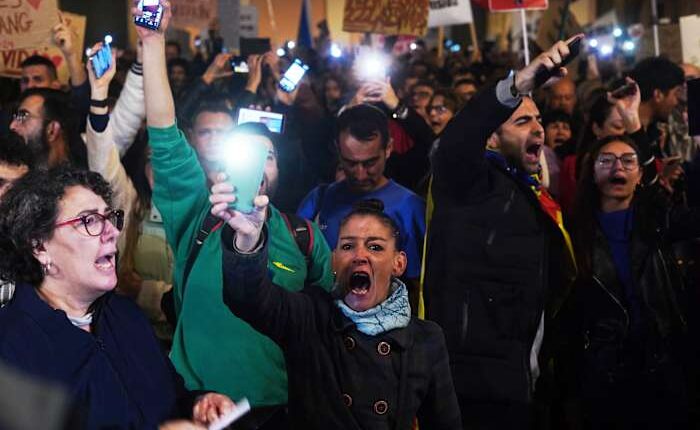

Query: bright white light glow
left=104, top=35, right=113, bottom=44
left=450, top=44, right=461, bottom=53
left=409, top=42, right=418, bottom=51
left=355, top=50, right=388, bottom=81
left=600, top=44, right=613, bottom=56
left=286, top=41, right=296, bottom=50
left=330, top=43, right=342, bottom=58
left=276, top=48, right=286, bottom=57
left=588, top=38, right=599, bottom=48
left=612, top=27, right=623, bottom=38
left=622, top=40, right=635, bottom=51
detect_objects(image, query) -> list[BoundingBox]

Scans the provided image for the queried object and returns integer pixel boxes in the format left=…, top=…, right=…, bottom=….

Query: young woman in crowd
left=427, top=88, right=462, bottom=136
left=557, top=84, right=699, bottom=429
left=211, top=175, right=462, bottom=429
left=0, top=167, right=235, bottom=429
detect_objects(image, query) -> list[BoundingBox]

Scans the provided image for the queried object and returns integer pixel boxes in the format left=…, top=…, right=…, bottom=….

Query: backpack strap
left=280, top=212, right=314, bottom=265
left=162, top=212, right=223, bottom=327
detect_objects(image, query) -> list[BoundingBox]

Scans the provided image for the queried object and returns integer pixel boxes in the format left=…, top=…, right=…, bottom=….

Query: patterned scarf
left=485, top=150, right=576, bottom=269
left=335, top=278, right=411, bottom=336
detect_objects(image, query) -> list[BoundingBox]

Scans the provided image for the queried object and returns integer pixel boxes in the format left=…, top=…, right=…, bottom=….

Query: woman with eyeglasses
left=555, top=86, right=700, bottom=427
left=0, top=167, right=236, bottom=429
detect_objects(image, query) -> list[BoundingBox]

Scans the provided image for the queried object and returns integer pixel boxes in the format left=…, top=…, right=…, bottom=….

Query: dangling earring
left=332, top=271, right=337, bottom=282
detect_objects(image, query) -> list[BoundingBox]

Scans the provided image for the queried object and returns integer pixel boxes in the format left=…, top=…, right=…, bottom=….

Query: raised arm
left=134, top=0, right=175, bottom=128
left=210, top=173, right=315, bottom=347
left=111, top=43, right=146, bottom=156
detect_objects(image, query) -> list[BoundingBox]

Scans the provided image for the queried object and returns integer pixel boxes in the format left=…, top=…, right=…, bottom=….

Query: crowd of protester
left=0, top=1, right=699, bottom=429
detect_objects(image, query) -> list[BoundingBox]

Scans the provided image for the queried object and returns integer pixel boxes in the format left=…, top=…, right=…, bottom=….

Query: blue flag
left=297, top=0, right=313, bottom=49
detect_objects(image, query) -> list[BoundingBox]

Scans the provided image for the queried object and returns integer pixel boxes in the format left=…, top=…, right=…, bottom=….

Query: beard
left=25, top=129, right=50, bottom=168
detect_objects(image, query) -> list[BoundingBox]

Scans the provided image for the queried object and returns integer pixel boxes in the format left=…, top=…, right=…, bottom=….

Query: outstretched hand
left=209, top=173, right=269, bottom=252
left=514, top=34, right=584, bottom=94
left=86, top=42, right=117, bottom=99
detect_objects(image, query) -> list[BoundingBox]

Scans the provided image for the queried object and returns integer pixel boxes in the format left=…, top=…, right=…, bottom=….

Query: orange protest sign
left=342, top=0, right=430, bottom=36
left=0, top=0, right=60, bottom=51
left=0, top=11, right=85, bottom=84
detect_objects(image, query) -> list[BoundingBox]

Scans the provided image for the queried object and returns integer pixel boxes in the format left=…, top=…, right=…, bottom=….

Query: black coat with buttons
left=221, top=229, right=462, bottom=430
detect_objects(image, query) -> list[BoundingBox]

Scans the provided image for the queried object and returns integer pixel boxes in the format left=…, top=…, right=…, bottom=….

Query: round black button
left=374, top=400, right=388, bottom=415
left=377, top=341, right=391, bottom=356
left=344, top=336, right=356, bottom=350
left=343, top=393, right=353, bottom=407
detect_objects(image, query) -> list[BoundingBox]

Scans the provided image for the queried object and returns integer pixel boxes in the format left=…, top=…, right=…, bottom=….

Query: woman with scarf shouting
left=209, top=171, right=461, bottom=430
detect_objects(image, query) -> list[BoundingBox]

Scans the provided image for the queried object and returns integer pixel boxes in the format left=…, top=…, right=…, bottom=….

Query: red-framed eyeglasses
left=55, top=209, right=125, bottom=237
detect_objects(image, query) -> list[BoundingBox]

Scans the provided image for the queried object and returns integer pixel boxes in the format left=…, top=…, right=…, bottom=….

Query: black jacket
left=555, top=187, right=700, bottom=427
left=424, top=83, right=576, bottom=405
left=221, top=228, right=462, bottom=430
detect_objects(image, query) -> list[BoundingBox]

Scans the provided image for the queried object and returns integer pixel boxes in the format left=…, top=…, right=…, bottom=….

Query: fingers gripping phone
left=610, top=82, right=637, bottom=99
left=278, top=59, right=309, bottom=93
left=135, top=0, right=163, bottom=31
left=87, top=35, right=113, bottom=79
left=534, top=36, right=583, bottom=87
left=220, top=134, right=269, bottom=214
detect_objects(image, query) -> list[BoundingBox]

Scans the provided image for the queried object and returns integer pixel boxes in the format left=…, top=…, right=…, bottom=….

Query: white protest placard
left=680, top=14, right=700, bottom=67
left=0, top=0, right=60, bottom=51
left=0, top=11, right=85, bottom=84
left=428, top=0, right=473, bottom=27
left=239, top=5, right=258, bottom=39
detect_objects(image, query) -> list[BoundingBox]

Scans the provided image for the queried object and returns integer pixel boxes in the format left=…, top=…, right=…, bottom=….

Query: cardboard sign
left=489, top=0, right=548, bottom=12
left=0, top=0, right=60, bottom=51
left=428, top=0, right=473, bottom=27
left=680, top=14, right=700, bottom=67
left=342, top=0, right=430, bottom=36
left=0, top=11, right=85, bottom=84
left=171, top=0, right=217, bottom=29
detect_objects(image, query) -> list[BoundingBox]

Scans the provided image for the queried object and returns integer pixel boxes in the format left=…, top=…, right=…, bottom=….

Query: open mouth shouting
left=349, top=271, right=371, bottom=296
left=95, top=251, right=116, bottom=272
left=524, top=142, right=542, bottom=165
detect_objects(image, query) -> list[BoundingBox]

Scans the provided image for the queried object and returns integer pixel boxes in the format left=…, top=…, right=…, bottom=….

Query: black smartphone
left=688, top=78, right=700, bottom=136
left=610, top=82, right=637, bottom=99
left=278, top=59, right=309, bottom=93
left=534, top=36, right=583, bottom=87
left=134, top=0, right=163, bottom=31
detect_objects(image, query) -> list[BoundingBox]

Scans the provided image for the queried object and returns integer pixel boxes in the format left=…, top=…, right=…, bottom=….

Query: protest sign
left=170, top=0, right=217, bottom=30
left=240, top=5, right=258, bottom=38
left=489, top=0, right=548, bottom=12
left=680, top=14, right=700, bottom=67
left=428, top=0, right=473, bottom=27
left=342, top=0, right=430, bottom=36
left=0, top=0, right=60, bottom=51
left=0, top=11, right=85, bottom=84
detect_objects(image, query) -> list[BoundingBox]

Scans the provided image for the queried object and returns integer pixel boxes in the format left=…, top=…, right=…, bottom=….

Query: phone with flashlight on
left=87, top=35, right=113, bottom=79
left=219, top=134, right=269, bottom=214
left=278, top=59, right=309, bottom=93
left=134, top=0, right=163, bottom=31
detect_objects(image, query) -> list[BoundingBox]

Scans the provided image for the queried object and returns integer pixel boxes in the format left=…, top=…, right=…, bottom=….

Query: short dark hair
left=340, top=199, right=402, bottom=249
left=0, top=133, right=34, bottom=168
left=192, top=99, right=235, bottom=126
left=18, top=88, right=87, bottom=169
left=0, top=167, right=113, bottom=286
left=232, top=121, right=280, bottom=155
left=630, top=57, right=685, bottom=102
left=167, top=58, right=190, bottom=76
left=166, top=40, right=182, bottom=55
left=453, top=78, right=478, bottom=89
left=542, top=109, right=572, bottom=128
left=20, top=55, right=58, bottom=80
left=335, top=104, right=389, bottom=149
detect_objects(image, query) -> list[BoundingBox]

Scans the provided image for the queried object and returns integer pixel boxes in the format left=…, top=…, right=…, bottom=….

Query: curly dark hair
left=0, top=167, right=113, bottom=286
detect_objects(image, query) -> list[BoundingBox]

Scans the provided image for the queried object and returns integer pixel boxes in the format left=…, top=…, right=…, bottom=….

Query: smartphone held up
left=87, top=35, right=114, bottom=79
left=278, top=59, right=309, bottom=93
left=219, top=133, right=270, bottom=214
left=134, top=0, right=163, bottom=31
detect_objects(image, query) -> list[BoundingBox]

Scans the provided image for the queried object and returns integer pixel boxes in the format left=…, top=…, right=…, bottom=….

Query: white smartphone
left=237, top=108, right=285, bottom=134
